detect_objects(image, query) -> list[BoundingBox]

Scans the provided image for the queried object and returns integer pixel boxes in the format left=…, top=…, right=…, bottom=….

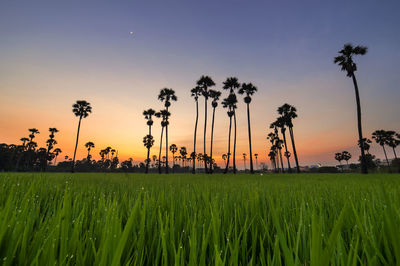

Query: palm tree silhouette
left=239, top=82, right=257, bottom=174
left=222, top=93, right=238, bottom=173
left=358, top=138, right=372, bottom=155
left=254, top=153, right=259, bottom=170
left=268, top=149, right=277, bottom=172
left=270, top=122, right=285, bottom=173
left=143, top=135, right=154, bottom=169
left=143, top=108, right=156, bottom=173
left=386, top=131, right=399, bottom=159
left=334, top=43, right=368, bottom=174
left=222, top=153, right=227, bottom=168
left=335, top=152, right=343, bottom=170
left=158, top=88, right=177, bottom=174
left=275, top=116, right=292, bottom=173
left=28, top=128, right=40, bottom=150
left=223, top=77, right=240, bottom=174
left=20, top=137, right=29, bottom=149
left=243, top=153, right=247, bottom=171
left=169, top=144, right=177, bottom=172
left=372, top=130, right=391, bottom=170
left=267, top=132, right=280, bottom=172
left=278, top=104, right=300, bottom=173
left=53, top=148, right=62, bottom=165
left=342, top=151, right=352, bottom=166
left=71, top=100, right=92, bottom=173
left=85, top=141, right=95, bottom=160
left=208, top=89, right=221, bottom=173
left=191, top=86, right=201, bottom=174
left=179, top=147, right=187, bottom=168
left=196, top=76, right=215, bottom=173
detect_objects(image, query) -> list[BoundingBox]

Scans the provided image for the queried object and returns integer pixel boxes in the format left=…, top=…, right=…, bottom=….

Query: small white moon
left=129, top=32, right=134, bottom=35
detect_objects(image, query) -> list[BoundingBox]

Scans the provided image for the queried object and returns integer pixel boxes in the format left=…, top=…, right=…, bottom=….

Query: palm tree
left=28, top=128, right=40, bottom=150
left=45, top=127, right=59, bottom=171
left=254, top=153, right=259, bottom=170
left=358, top=138, right=372, bottom=155
left=197, top=75, right=216, bottom=173
left=53, top=148, right=62, bottom=165
left=143, top=135, right=154, bottom=169
left=270, top=122, right=285, bottom=173
left=221, top=93, right=238, bottom=173
left=268, top=149, right=277, bottom=172
left=386, top=131, right=399, bottom=159
left=243, top=153, right=247, bottom=171
left=20, top=137, right=29, bottom=149
left=158, top=88, right=177, bottom=174
left=335, top=152, right=343, bottom=170
left=372, top=130, right=391, bottom=170
left=278, top=103, right=300, bottom=173
left=209, top=89, right=221, bottom=173
left=334, top=43, right=368, bottom=174
left=179, top=147, right=187, bottom=168
left=143, top=108, right=156, bottom=173
left=239, top=82, right=257, bottom=174
left=222, top=153, right=227, bottom=168
left=191, top=86, right=201, bottom=174
left=267, top=132, right=280, bottom=172
left=170, top=144, right=177, bottom=172
left=85, top=141, right=95, bottom=160
left=342, top=151, right=352, bottom=165
left=223, top=77, right=240, bottom=174
left=71, top=100, right=92, bottom=173
left=155, top=110, right=170, bottom=174
left=275, top=116, right=292, bottom=173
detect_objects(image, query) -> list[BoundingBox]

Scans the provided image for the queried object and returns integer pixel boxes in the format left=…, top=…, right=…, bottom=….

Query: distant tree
left=274, top=116, right=292, bottom=173
left=242, top=153, right=247, bottom=171
left=239, top=82, right=257, bottom=174
left=143, top=108, right=156, bottom=173
left=53, top=148, right=62, bottom=165
left=270, top=122, right=284, bottom=173
left=71, top=100, right=92, bottom=172
left=169, top=144, right=178, bottom=172
left=85, top=141, right=95, bottom=160
left=143, top=135, right=154, bottom=169
left=254, top=153, right=259, bottom=171
left=358, top=138, right=372, bottom=155
left=155, top=110, right=170, bottom=174
left=386, top=130, right=399, bottom=159
left=222, top=153, right=227, bottom=168
left=179, top=146, right=187, bottom=168
left=278, top=103, right=300, bottom=173
left=342, top=151, right=352, bottom=165
left=334, top=43, right=368, bottom=174
left=208, top=89, right=221, bottom=173
left=335, top=152, right=343, bottom=169
left=190, top=86, right=201, bottom=174
left=372, top=130, right=391, bottom=170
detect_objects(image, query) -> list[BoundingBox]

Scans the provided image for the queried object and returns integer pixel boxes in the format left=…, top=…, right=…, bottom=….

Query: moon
left=129, top=32, right=134, bottom=35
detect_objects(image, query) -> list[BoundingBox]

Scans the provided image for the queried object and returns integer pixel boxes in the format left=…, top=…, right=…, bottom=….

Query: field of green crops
left=0, top=173, right=400, bottom=265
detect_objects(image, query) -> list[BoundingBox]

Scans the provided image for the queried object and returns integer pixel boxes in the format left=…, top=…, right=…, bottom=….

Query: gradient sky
left=1, top=0, right=399, bottom=168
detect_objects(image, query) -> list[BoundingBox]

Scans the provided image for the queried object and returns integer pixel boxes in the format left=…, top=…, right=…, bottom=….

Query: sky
left=0, top=0, right=399, bottom=168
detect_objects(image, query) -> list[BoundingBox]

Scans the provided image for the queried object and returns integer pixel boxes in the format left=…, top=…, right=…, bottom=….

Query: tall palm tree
left=53, top=148, right=62, bottom=165
left=274, top=116, right=292, bottom=173
left=270, top=122, right=285, bottom=173
left=191, top=86, right=201, bottom=174
left=334, top=43, right=368, bottom=174
left=28, top=128, right=40, bottom=150
left=278, top=103, right=300, bottom=173
left=238, top=82, right=257, bottom=174
left=372, top=130, right=391, bottom=170
left=155, top=110, right=170, bottom=174
left=71, top=100, right=92, bottom=173
left=143, top=108, right=156, bottom=173
left=197, top=75, right=216, bottom=173
left=208, top=89, right=221, bottom=173
left=45, top=127, right=59, bottom=171
left=158, top=88, right=177, bottom=174
left=85, top=141, right=95, bottom=160
left=222, top=93, right=238, bottom=173
left=267, top=132, right=280, bottom=172
left=170, top=144, right=177, bottom=172
left=335, top=152, right=343, bottom=170
left=268, top=149, right=277, bottom=172
left=223, top=77, right=240, bottom=174
left=342, top=151, right=352, bottom=165
left=143, top=135, right=154, bottom=169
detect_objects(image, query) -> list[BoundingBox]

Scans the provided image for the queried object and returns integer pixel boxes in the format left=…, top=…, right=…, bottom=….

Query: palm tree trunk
left=224, top=115, right=232, bottom=174
left=71, top=116, right=82, bottom=173
left=289, top=127, right=300, bottom=173
left=165, top=108, right=169, bottom=174
left=233, top=110, right=237, bottom=174
left=281, top=129, right=292, bottom=173
left=392, top=147, right=398, bottom=159
left=279, top=149, right=284, bottom=173
left=204, top=97, right=208, bottom=173
left=192, top=100, right=199, bottom=174
left=158, top=127, right=164, bottom=174
left=210, top=107, right=216, bottom=174
left=246, top=103, right=254, bottom=174
left=172, top=152, right=175, bottom=173
left=382, top=145, right=391, bottom=172
left=352, top=74, right=368, bottom=174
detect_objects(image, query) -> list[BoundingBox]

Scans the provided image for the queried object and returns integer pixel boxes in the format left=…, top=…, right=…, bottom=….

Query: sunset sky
left=1, top=0, right=399, bottom=168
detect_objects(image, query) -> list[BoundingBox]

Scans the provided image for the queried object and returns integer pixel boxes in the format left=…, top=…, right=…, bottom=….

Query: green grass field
left=0, top=173, right=399, bottom=265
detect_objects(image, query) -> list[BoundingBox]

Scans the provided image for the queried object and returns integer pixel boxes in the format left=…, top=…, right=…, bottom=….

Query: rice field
left=0, top=172, right=399, bottom=265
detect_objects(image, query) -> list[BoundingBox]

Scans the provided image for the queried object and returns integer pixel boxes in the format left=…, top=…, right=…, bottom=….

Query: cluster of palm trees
left=267, top=104, right=300, bottom=173
left=334, top=151, right=352, bottom=169
left=371, top=130, right=399, bottom=171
